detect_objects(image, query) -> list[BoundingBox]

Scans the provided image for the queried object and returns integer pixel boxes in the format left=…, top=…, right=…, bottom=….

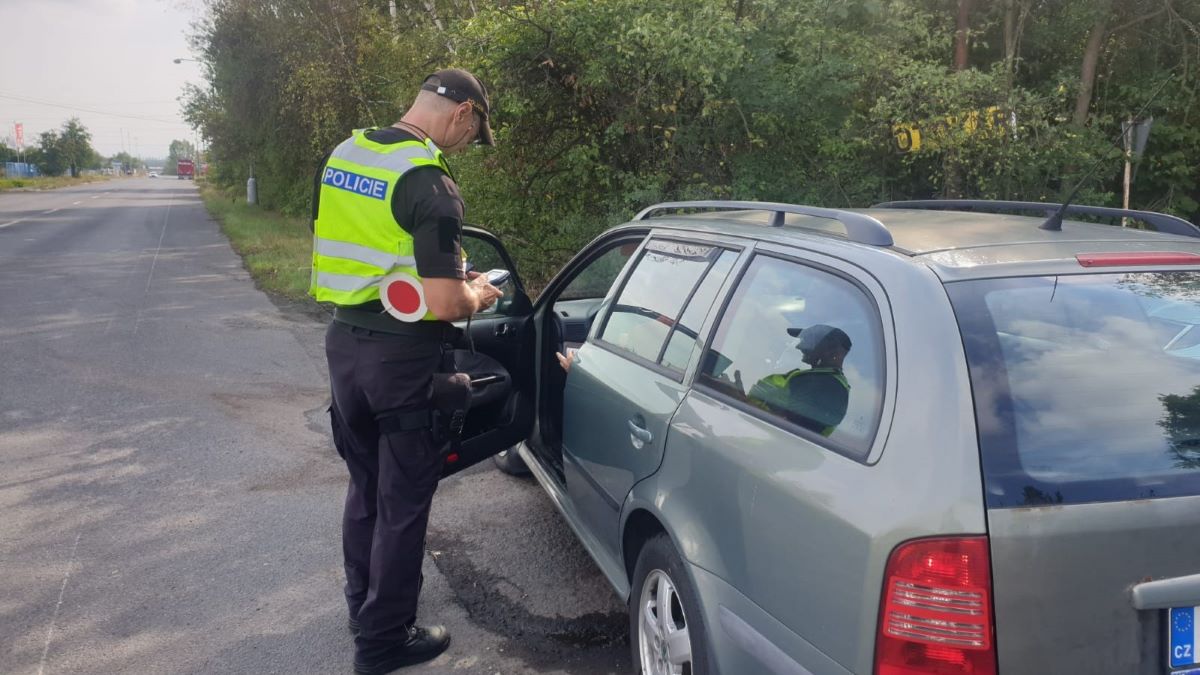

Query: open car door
left=440, top=226, right=536, bottom=479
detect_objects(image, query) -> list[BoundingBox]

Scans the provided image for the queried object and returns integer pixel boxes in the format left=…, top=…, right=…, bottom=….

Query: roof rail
left=873, top=199, right=1200, bottom=239
left=634, top=200, right=894, bottom=247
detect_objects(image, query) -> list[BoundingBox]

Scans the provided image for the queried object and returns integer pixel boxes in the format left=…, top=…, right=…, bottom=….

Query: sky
left=0, top=0, right=205, bottom=159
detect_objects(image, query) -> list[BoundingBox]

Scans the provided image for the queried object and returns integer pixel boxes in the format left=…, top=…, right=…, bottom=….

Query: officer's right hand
left=472, top=279, right=504, bottom=310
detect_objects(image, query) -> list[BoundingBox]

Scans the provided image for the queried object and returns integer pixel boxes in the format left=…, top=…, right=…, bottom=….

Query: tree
left=954, top=0, right=973, bottom=71
left=107, top=151, right=143, bottom=174
left=185, top=0, right=1200, bottom=284
left=57, top=118, right=96, bottom=177
left=36, top=131, right=66, bottom=176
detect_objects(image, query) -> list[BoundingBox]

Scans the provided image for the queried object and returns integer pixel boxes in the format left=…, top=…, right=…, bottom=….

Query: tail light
left=875, top=536, right=996, bottom=675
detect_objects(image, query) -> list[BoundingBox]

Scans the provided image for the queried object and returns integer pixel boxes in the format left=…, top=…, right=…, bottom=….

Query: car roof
left=627, top=206, right=1200, bottom=280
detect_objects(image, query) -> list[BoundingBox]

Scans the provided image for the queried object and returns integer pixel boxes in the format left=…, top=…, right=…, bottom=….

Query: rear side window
left=598, top=240, right=733, bottom=370
left=697, top=255, right=886, bottom=458
left=948, top=272, right=1200, bottom=507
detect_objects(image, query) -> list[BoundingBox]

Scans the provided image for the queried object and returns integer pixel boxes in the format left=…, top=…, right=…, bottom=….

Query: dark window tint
left=949, top=273, right=1200, bottom=507
left=698, top=256, right=885, bottom=457
left=599, top=240, right=717, bottom=366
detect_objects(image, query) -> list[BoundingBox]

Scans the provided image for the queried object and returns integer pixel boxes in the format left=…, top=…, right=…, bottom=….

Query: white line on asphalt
left=38, top=532, right=81, bottom=675
left=90, top=195, right=99, bottom=199
left=144, top=199, right=173, bottom=293
left=43, top=208, right=59, bottom=214
left=0, top=219, right=21, bottom=228
left=72, top=201, right=81, bottom=205
left=133, top=194, right=174, bottom=335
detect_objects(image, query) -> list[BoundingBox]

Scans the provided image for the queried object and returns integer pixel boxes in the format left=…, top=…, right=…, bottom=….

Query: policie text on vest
left=323, top=167, right=389, bottom=200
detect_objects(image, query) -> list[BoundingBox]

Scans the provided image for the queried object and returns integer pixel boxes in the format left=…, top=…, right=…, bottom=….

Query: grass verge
left=0, top=174, right=115, bottom=192
left=200, top=184, right=314, bottom=301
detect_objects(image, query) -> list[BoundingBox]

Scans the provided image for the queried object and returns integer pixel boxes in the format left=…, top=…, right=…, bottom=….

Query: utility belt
left=372, top=331, right=473, bottom=457
left=333, top=305, right=457, bottom=340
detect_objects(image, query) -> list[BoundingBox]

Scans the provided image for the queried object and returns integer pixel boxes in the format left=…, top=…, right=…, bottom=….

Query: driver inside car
left=748, top=324, right=853, bottom=437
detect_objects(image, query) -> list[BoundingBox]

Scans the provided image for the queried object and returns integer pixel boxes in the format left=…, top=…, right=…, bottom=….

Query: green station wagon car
left=446, top=199, right=1200, bottom=675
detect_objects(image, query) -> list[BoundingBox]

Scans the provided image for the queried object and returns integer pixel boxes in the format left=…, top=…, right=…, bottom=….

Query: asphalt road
left=0, top=178, right=628, bottom=674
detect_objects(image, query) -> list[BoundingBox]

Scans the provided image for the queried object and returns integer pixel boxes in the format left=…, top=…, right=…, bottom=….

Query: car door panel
left=441, top=226, right=535, bottom=479
left=562, top=343, right=689, bottom=554
left=560, top=239, right=742, bottom=560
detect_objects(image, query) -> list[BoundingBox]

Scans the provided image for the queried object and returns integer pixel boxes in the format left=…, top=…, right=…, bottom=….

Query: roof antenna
left=1040, top=76, right=1172, bottom=232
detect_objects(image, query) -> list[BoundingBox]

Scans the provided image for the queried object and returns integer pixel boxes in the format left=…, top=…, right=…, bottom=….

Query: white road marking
left=38, top=532, right=81, bottom=675
left=144, top=198, right=173, bottom=293
left=0, top=219, right=21, bottom=228
left=43, top=208, right=59, bottom=214
left=72, top=201, right=81, bottom=205
left=132, top=194, right=174, bottom=335
left=90, top=195, right=99, bottom=199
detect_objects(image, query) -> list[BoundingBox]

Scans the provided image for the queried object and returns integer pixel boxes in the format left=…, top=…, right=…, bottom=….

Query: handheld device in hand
left=484, top=269, right=511, bottom=286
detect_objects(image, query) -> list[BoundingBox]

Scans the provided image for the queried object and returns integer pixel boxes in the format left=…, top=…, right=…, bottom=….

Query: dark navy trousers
left=324, top=321, right=444, bottom=660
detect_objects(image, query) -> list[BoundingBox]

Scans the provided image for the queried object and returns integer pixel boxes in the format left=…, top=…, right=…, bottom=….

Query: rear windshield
left=948, top=272, right=1200, bottom=507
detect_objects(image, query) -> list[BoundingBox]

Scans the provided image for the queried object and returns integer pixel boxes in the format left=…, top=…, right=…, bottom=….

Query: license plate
left=1170, top=607, right=1200, bottom=670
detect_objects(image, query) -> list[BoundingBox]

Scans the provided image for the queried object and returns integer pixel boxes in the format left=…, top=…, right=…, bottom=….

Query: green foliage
left=199, top=184, right=314, bottom=299
left=187, top=0, right=1200, bottom=288
left=32, top=118, right=99, bottom=177
left=107, top=151, right=143, bottom=172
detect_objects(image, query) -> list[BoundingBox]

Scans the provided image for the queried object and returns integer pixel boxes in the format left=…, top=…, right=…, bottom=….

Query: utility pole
left=1122, top=115, right=1133, bottom=227
left=1119, top=116, right=1154, bottom=227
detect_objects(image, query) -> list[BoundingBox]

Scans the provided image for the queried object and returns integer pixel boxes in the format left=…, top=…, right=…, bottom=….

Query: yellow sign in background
left=893, top=106, right=1008, bottom=152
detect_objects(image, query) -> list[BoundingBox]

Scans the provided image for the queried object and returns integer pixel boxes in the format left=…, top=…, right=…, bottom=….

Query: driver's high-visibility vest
left=749, top=368, right=850, bottom=437
left=309, top=128, right=453, bottom=314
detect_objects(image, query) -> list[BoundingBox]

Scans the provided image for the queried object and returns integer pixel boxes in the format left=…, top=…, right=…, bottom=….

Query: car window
left=948, top=272, right=1200, bottom=506
left=659, top=250, right=738, bottom=371
left=461, top=231, right=522, bottom=317
left=598, top=240, right=719, bottom=367
left=697, top=255, right=886, bottom=457
left=557, top=241, right=641, bottom=301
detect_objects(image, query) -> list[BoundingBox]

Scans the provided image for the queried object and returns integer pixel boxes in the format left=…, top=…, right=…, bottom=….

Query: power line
left=0, top=92, right=187, bottom=125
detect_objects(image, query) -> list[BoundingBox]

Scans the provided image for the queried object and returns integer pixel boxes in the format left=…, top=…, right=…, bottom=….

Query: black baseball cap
left=421, top=68, right=494, bottom=146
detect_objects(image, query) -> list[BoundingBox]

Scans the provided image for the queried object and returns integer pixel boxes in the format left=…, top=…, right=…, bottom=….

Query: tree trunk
left=1003, top=0, right=1016, bottom=88
left=422, top=0, right=445, bottom=31
left=954, top=0, right=973, bottom=71
left=1073, top=6, right=1111, bottom=126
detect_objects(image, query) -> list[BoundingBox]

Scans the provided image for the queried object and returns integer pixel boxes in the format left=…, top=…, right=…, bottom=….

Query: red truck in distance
left=177, top=158, right=195, bottom=180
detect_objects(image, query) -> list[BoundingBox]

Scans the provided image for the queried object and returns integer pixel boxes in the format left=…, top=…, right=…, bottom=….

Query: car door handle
left=627, top=418, right=652, bottom=448
left=493, top=322, right=511, bottom=337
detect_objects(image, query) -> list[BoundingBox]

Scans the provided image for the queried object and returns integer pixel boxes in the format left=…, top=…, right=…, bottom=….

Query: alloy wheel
left=637, top=569, right=692, bottom=675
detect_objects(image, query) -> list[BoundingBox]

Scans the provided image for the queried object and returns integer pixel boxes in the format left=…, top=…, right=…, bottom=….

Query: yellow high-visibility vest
left=749, top=368, right=850, bottom=437
left=309, top=128, right=452, bottom=313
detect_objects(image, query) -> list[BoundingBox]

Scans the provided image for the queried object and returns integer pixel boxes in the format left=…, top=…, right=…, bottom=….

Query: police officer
left=310, top=68, right=502, bottom=674
left=749, top=324, right=852, bottom=437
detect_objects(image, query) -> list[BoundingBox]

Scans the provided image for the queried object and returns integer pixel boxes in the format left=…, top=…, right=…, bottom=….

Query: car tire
left=491, top=445, right=530, bottom=476
left=630, top=533, right=710, bottom=675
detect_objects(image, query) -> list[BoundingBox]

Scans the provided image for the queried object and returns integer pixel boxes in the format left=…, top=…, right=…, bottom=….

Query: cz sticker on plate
left=1170, top=606, right=1200, bottom=672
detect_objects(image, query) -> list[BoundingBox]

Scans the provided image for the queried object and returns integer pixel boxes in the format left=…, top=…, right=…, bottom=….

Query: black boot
left=353, top=624, right=450, bottom=674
